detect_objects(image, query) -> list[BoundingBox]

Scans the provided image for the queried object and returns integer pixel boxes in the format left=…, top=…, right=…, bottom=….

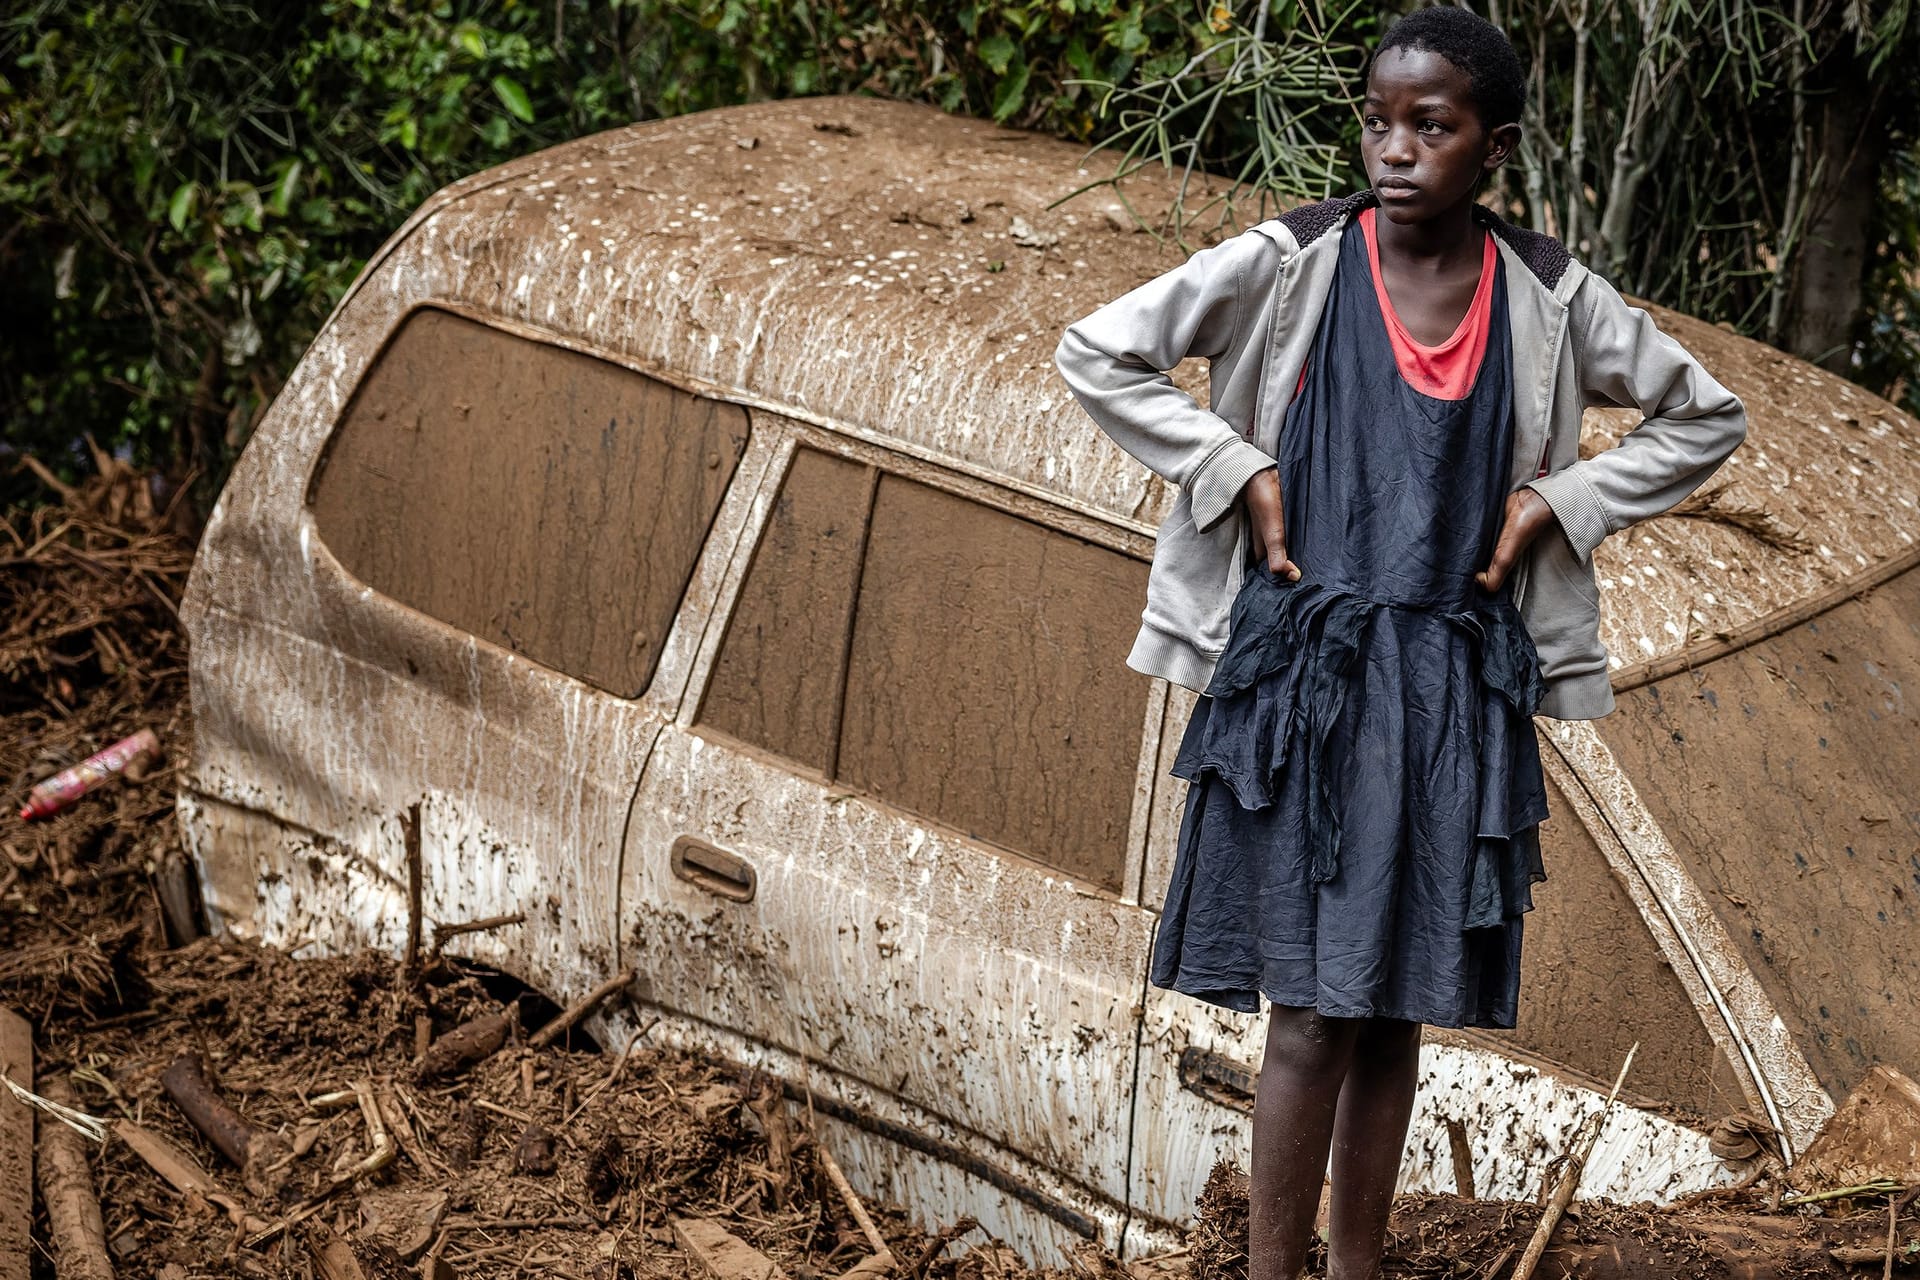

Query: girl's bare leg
left=1249, top=1006, right=1360, bottom=1280
left=1325, top=1017, right=1423, bottom=1280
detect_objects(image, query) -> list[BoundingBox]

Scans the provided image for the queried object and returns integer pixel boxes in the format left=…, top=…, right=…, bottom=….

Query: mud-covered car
left=180, top=96, right=1920, bottom=1263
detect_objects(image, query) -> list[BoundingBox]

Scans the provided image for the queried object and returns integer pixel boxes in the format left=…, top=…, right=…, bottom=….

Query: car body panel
left=179, top=95, right=1920, bottom=1264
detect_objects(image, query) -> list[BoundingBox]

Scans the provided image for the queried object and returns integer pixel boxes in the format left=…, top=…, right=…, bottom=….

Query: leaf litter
left=3, top=456, right=1916, bottom=1279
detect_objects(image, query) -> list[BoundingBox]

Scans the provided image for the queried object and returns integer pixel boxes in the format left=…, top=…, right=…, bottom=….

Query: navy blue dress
left=1150, top=218, right=1550, bottom=1029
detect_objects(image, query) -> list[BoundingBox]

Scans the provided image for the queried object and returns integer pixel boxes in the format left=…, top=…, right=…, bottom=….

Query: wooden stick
left=902, top=1217, right=978, bottom=1280
left=1783, top=1180, right=1907, bottom=1206
left=473, top=1098, right=534, bottom=1124
left=37, top=1077, right=113, bottom=1280
left=0, top=1008, right=32, bottom=1280
left=1475, top=1244, right=1514, bottom=1280
left=160, top=1053, right=255, bottom=1168
left=530, top=969, right=635, bottom=1048
left=113, top=1118, right=274, bottom=1236
left=431, top=912, right=527, bottom=954
left=417, top=1008, right=515, bottom=1082
left=1888, top=1198, right=1900, bottom=1280
left=18, top=455, right=80, bottom=504
left=1511, top=1042, right=1637, bottom=1280
left=563, top=1020, right=656, bottom=1127
left=161, top=1053, right=290, bottom=1199
left=402, top=801, right=423, bottom=980
left=1445, top=1116, right=1476, bottom=1201
left=817, top=1141, right=890, bottom=1257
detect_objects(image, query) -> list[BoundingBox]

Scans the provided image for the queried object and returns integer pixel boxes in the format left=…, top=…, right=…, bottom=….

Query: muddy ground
left=2, top=464, right=1915, bottom=1278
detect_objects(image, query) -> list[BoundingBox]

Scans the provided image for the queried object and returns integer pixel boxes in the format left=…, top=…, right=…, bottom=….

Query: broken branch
left=310, top=1080, right=395, bottom=1187
left=113, top=1118, right=273, bottom=1237
left=37, top=1076, right=113, bottom=1280
left=401, top=801, right=423, bottom=981
left=1445, top=1116, right=1476, bottom=1201
left=563, top=1019, right=656, bottom=1127
left=818, top=1141, right=891, bottom=1260
left=239, top=1081, right=399, bottom=1250
left=416, top=1008, right=515, bottom=1082
left=529, top=969, right=635, bottom=1048
left=1784, top=1180, right=1908, bottom=1207
left=903, top=1217, right=978, bottom=1280
left=430, top=912, right=526, bottom=954
left=160, top=1052, right=288, bottom=1191
left=1511, top=1042, right=1637, bottom=1280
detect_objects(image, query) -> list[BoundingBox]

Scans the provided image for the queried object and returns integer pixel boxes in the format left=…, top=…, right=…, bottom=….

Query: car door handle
left=671, top=835, right=757, bottom=902
left=1179, top=1047, right=1257, bottom=1112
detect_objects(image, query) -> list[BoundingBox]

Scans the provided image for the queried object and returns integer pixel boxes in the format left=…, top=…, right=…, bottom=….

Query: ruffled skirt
left=1150, top=566, right=1550, bottom=1028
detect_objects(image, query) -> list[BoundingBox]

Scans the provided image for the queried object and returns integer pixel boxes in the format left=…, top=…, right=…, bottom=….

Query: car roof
left=349, top=94, right=1920, bottom=680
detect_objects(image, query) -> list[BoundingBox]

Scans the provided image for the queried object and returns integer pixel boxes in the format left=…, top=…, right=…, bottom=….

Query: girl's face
left=1361, top=46, right=1516, bottom=224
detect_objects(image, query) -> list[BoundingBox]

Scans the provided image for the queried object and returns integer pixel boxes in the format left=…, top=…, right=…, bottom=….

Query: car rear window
left=309, top=308, right=748, bottom=697
left=699, top=446, right=1149, bottom=893
left=1598, top=560, right=1920, bottom=1099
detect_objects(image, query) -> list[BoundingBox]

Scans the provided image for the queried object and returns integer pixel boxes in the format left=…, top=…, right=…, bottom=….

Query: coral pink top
left=1360, top=207, right=1496, bottom=400
left=1293, top=207, right=1498, bottom=403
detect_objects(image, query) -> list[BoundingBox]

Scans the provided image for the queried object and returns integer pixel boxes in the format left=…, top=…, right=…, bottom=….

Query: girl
left=1055, top=9, right=1746, bottom=1279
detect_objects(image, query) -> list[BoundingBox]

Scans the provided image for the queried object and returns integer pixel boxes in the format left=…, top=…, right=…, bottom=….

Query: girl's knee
left=1264, top=1004, right=1360, bottom=1074
left=1355, top=1015, right=1423, bottom=1065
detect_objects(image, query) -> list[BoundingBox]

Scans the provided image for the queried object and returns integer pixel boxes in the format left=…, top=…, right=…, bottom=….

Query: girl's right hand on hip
left=1244, top=467, right=1302, bottom=581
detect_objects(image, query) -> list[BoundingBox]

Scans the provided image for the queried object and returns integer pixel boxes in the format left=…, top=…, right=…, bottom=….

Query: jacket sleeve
left=1053, top=232, right=1279, bottom=533
left=1524, top=273, right=1748, bottom=563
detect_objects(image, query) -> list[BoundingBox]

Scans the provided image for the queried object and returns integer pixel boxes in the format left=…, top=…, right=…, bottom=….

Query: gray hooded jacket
left=1053, top=190, right=1748, bottom=720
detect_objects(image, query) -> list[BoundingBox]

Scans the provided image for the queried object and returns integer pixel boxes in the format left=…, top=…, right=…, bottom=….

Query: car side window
left=700, top=446, right=1150, bottom=893
left=310, top=308, right=749, bottom=697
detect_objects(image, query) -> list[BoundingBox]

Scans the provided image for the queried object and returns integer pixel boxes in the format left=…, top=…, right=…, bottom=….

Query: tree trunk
left=1788, top=51, right=1887, bottom=373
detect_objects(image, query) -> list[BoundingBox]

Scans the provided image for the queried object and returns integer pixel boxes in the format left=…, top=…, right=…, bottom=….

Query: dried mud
left=4, top=465, right=1914, bottom=1278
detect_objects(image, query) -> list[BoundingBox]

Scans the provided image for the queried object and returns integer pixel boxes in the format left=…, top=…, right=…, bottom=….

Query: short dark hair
left=1373, top=7, right=1527, bottom=131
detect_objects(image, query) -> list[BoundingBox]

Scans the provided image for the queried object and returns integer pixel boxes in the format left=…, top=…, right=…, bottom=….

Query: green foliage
left=3, top=0, right=1919, bottom=508
left=1060, top=0, right=1376, bottom=246
left=0, top=0, right=659, bottom=502
left=1861, top=141, right=1920, bottom=418
left=0, top=0, right=1219, bottom=502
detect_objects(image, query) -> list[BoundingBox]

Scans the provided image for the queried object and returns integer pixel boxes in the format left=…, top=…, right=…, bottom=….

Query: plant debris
left=5, top=459, right=1916, bottom=1278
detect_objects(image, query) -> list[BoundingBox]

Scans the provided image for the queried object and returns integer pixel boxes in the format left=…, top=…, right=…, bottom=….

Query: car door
left=1122, top=692, right=1771, bottom=1244
left=247, top=305, right=773, bottom=1009
left=620, top=422, right=1163, bottom=1260
left=1121, top=684, right=1271, bottom=1254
